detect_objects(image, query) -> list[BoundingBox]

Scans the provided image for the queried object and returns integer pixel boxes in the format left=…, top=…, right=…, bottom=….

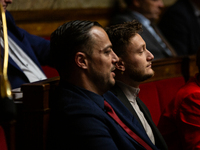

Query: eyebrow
left=135, top=44, right=145, bottom=52
left=140, top=43, right=146, bottom=50
left=103, top=45, right=113, bottom=51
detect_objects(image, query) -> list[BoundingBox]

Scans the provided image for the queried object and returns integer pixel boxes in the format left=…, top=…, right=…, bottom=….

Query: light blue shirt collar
left=131, top=11, right=151, bottom=27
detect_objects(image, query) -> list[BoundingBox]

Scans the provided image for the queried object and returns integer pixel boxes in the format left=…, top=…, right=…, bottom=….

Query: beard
left=126, top=64, right=154, bottom=82
left=89, top=65, right=115, bottom=93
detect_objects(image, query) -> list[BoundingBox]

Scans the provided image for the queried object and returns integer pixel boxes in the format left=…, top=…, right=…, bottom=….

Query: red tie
left=104, top=100, right=153, bottom=150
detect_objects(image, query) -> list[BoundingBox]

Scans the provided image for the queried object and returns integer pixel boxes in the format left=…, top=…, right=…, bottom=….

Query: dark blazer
left=48, top=81, right=160, bottom=150
left=110, top=9, right=172, bottom=60
left=158, top=0, right=200, bottom=56
left=2, top=11, right=51, bottom=89
left=110, top=84, right=168, bottom=150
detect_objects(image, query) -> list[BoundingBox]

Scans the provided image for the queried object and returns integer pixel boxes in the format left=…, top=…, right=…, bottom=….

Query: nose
left=1, top=0, right=12, bottom=12
left=147, top=49, right=154, bottom=61
left=111, top=50, right=119, bottom=64
left=158, top=0, right=164, bottom=8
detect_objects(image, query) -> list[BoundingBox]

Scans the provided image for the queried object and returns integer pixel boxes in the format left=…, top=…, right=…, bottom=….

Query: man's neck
left=115, top=75, right=140, bottom=88
left=65, top=75, right=105, bottom=96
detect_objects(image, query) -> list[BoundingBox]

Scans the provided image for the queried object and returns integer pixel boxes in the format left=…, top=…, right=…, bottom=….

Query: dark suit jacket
left=110, top=9, right=172, bottom=60
left=2, top=11, right=51, bottom=89
left=48, top=81, right=160, bottom=150
left=110, top=84, right=168, bottom=150
left=158, top=0, right=200, bottom=56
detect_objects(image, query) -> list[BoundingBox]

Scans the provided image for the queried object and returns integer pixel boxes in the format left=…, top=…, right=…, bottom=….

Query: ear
left=116, top=57, right=125, bottom=72
left=75, top=52, right=88, bottom=69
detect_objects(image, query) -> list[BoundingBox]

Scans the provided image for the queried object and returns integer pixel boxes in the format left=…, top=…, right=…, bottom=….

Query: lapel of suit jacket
left=110, top=85, right=167, bottom=150
left=1, top=43, right=22, bottom=72
left=6, top=12, right=43, bottom=71
left=110, top=84, right=144, bottom=128
left=110, top=88, right=157, bottom=140
left=104, top=91, right=158, bottom=150
left=7, top=26, right=36, bottom=62
left=136, top=97, right=168, bottom=150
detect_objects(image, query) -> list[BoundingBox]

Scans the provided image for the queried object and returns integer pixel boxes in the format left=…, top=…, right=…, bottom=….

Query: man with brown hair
left=106, top=20, right=168, bottom=150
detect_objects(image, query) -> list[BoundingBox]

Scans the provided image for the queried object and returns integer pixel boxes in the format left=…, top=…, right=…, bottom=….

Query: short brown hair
left=105, top=20, right=142, bottom=57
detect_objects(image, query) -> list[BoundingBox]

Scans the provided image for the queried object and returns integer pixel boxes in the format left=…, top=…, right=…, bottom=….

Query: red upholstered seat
left=139, top=82, right=161, bottom=125
left=0, top=126, right=8, bottom=150
left=139, top=76, right=186, bottom=126
left=42, top=66, right=59, bottom=78
left=155, top=77, right=185, bottom=112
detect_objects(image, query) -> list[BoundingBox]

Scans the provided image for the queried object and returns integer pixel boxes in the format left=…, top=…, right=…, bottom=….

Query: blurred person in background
left=158, top=47, right=200, bottom=150
left=0, top=0, right=51, bottom=89
left=110, top=0, right=177, bottom=60
left=158, top=0, right=200, bottom=56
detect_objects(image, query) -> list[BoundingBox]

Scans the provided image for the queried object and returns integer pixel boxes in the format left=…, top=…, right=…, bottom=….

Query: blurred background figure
left=157, top=48, right=200, bottom=150
left=158, top=0, right=200, bottom=56
left=0, top=0, right=51, bottom=89
left=109, top=0, right=177, bottom=60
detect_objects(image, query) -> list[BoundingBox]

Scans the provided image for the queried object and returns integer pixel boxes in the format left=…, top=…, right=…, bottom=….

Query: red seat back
left=0, top=126, right=7, bottom=150
left=139, top=76, right=185, bottom=126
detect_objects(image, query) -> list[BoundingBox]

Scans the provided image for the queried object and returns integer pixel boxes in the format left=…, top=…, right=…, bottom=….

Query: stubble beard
left=90, top=67, right=115, bottom=93
left=128, top=66, right=154, bottom=82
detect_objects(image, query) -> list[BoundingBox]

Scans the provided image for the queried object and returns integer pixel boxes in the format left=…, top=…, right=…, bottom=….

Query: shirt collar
left=116, top=80, right=140, bottom=103
left=131, top=10, right=151, bottom=26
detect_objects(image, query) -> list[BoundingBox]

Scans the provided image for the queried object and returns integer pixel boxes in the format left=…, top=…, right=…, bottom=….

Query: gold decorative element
left=0, top=4, right=12, bottom=99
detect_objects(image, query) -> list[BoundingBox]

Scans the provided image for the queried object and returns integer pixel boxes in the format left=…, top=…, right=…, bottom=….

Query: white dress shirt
left=0, top=33, right=47, bottom=83
left=116, top=81, right=155, bottom=144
